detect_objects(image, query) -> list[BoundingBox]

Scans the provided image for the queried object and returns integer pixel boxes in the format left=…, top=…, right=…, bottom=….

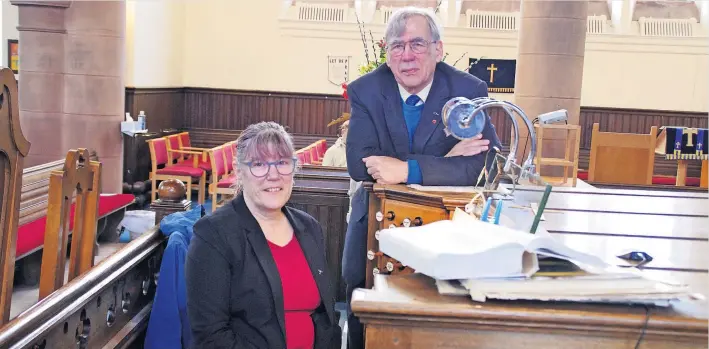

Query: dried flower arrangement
left=329, top=2, right=468, bottom=128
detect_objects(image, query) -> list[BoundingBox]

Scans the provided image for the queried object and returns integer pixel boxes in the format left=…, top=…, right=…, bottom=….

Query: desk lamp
left=442, top=97, right=553, bottom=232
left=442, top=96, right=537, bottom=184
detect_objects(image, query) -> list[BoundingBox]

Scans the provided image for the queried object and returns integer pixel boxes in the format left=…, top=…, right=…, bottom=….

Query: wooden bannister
left=0, top=67, right=31, bottom=326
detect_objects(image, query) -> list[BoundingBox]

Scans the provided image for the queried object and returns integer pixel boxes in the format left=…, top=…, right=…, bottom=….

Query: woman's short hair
left=233, top=122, right=298, bottom=193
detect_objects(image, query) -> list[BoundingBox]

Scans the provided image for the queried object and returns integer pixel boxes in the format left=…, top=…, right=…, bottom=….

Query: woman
left=186, top=122, right=340, bottom=349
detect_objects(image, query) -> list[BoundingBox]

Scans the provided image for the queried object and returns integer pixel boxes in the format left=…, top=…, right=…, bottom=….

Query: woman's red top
left=268, top=235, right=321, bottom=349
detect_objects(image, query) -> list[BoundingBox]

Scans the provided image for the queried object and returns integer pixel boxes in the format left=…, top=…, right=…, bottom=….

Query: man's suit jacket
left=186, top=194, right=341, bottom=349
left=342, top=62, right=502, bottom=287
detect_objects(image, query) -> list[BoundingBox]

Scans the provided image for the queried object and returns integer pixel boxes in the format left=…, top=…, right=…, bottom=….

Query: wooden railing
left=0, top=228, right=163, bottom=348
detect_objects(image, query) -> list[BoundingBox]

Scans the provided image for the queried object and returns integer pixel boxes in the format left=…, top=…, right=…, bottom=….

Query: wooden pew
left=0, top=66, right=31, bottom=326
left=290, top=166, right=352, bottom=302
left=588, top=123, right=657, bottom=185
left=15, top=158, right=135, bottom=287
left=38, top=149, right=102, bottom=300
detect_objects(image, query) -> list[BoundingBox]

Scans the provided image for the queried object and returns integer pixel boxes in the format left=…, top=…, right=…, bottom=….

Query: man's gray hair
left=384, top=7, right=443, bottom=44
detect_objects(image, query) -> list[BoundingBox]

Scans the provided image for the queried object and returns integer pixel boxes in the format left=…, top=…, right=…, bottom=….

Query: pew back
left=19, top=160, right=65, bottom=227
left=588, top=123, right=657, bottom=185
left=0, top=67, right=31, bottom=326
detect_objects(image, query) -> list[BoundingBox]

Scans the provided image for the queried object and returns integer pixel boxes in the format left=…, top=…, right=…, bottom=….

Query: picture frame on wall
left=7, top=39, right=18, bottom=74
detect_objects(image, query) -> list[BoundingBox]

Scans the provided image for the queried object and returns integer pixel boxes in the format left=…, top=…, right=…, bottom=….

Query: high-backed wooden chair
left=0, top=67, right=31, bottom=325
left=588, top=123, right=657, bottom=185
left=166, top=133, right=208, bottom=165
left=224, top=141, right=236, bottom=174
left=177, top=131, right=210, bottom=153
left=147, top=137, right=207, bottom=204
left=38, top=149, right=101, bottom=300
left=316, top=139, right=327, bottom=158
left=208, top=145, right=237, bottom=212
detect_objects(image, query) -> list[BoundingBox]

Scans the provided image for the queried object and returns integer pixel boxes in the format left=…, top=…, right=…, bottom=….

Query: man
left=322, top=120, right=349, bottom=168
left=342, top=7, right=502, bottom=349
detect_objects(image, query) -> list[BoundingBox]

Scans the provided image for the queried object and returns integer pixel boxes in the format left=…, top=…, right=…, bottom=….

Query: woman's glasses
left=242, top=157, right=297, bottom=178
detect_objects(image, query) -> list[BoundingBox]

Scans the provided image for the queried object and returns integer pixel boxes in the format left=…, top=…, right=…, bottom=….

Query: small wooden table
left=352, top=273, right=708, bottom=349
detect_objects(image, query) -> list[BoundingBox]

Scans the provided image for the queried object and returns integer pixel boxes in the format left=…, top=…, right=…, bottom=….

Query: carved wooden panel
left=0, top=67, right=30, bottom=326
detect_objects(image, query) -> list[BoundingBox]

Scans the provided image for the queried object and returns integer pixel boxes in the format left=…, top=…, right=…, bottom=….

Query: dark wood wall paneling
left=126, top=87, right=708, bottom=177
left=125, top=87, right=185, bottom=133
left=182, top=88, right=349, bottom=136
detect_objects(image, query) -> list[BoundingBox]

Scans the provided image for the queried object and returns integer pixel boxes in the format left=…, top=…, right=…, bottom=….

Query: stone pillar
left=12, top=1, right=68, bottom=166
left=12, top=1, right=124, bottom=193
left=513, top=0, right=588, bottom=175
left=63, top=1, right=125, bottom=193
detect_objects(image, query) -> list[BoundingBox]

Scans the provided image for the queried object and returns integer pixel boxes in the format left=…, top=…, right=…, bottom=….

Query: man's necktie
left=405, top=95, right=421, bottom=106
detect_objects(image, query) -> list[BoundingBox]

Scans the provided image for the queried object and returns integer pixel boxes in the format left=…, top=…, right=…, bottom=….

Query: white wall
left=3, top=0, right=708, bottom=112
left=125, top=0, right=185, bottom=87
left=177, top=0, right=708, bottom=112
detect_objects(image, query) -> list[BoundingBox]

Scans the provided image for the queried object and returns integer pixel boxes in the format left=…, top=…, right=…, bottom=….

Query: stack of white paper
left=377, top=208, right=701, bottom=306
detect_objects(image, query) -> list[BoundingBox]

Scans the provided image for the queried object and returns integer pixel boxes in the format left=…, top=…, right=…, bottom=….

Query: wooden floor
left=9, top=242, right=128, bottom=320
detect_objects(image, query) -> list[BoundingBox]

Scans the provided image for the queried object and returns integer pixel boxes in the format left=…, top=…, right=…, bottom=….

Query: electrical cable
left=634, top=305, right=652, bottom=349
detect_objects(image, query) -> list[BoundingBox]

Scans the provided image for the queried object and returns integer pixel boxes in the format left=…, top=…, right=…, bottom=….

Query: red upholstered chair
left=317, top=139, right=327, bottom=158
left=224, top=141, right=236, bottom=174
left=303, top=149, right=312, bottom=164
left=147, top=137, right=207, bottom=204
left=177, top=131, right=212, bottom=160
left=309, top=145, right=322, bottom=165
left=208, top=144, right=237, bottom=212
left=296, top=151, right=306, bottom=166
left=177, top=132, right=208, bottom=152
left=166, top=133, right=211, bottom=173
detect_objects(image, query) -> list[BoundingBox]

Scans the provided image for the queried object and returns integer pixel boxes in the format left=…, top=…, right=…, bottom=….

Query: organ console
left=363, top=183, right=498, bottom=289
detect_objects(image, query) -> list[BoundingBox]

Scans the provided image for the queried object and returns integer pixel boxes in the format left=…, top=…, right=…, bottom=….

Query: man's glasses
left=242, top=157, right=297, bottom=178
left=387, top=39, right=435, bottom=56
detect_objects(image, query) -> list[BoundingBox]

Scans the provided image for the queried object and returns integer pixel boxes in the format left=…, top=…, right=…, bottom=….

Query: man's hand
left=363, top=156, right=408, bottom=184
left=445, top=134, right=490, bottom=157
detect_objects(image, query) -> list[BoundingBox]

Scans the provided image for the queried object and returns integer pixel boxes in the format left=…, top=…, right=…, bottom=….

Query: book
left=377, top=208, right=629, bottom=281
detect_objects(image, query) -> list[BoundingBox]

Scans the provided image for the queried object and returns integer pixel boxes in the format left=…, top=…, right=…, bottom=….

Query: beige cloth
left=322, top=137, right=347, bottom=168
left=321, top=137, right=360, bottom=222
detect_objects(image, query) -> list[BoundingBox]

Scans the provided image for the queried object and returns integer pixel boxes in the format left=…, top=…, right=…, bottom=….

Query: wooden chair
left=588, top=123, right=657, bottom=185
left=208, top=145, right=237, bottom=212
left=224, top=141, right=236, bottom=174
left=0, top=67, right=31, bottom=325
left=147, top=137, right=207, bottom=204
left=177, top=131, right=210, bottom=154
left=38, top=148, right=101, bottom=300
left=315, top=139, right=327, bottom=159
left=534, top=124, right=581, bottom=187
